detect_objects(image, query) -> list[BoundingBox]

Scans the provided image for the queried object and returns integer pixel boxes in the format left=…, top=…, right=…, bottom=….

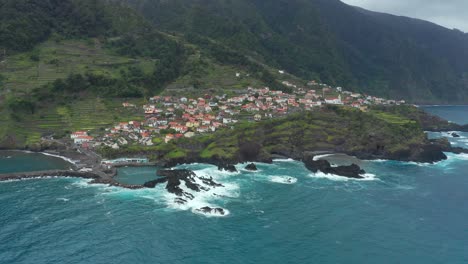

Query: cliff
left=101, top=105, right=458, bottom=167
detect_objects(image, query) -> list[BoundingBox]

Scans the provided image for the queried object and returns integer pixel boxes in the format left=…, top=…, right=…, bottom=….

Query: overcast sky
left=340, top=0, right=468, bottom=32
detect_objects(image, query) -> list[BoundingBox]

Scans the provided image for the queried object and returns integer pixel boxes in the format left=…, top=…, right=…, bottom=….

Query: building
left=74, top=136, right=94, bottom=145
left=71, top=131, right=88, bottom=139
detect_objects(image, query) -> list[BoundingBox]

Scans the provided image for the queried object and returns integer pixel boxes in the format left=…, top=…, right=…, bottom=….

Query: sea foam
left=272, top=158, right=295, bottom=162
left=313, top=154, right=334, bottom=161
left=41, top=152, right=77, bottom=165
left=269, top=176, right=298, bottom=184
left=309, top=172, right=377, bottom=182
left=163, top=166, right=240, bottom=217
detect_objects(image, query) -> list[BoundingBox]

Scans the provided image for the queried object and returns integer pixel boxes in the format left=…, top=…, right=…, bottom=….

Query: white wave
left=313, top=154, right=334, bottom=161
left=0, top=179, right=22, bottom=183
left=192, top=207, right=230, bottom=217
left=70, top=178, right=94, bottom=188
left=309, top=171, right=350, bottom=181
left=309, top=172, right=377, bottom=181
left=40, top=152, right=77, bottom=165
left=405, top=161, right=433, bottom=167
left=367, top=159, right=388, bottom=163
left=192, top=166, right=240, bottom=179
left=444, top=131, right=467, bottom=139
left=446, top=153, right=468, bottom=161
left=269, top=176, right=298, bottom=184
left=56, top=198, right=70, bottom=202
left=360, top=173, right=377, bottom=181
left=239, top=168, right=262, bottom=173
left=164, top=169, right=239, bottom=217
left=272, top=158, right=295, bottom=162
left=67, top=168, right=235, bottom=217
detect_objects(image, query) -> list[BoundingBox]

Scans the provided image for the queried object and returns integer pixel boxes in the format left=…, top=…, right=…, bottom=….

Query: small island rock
left=303, top=155, right=365, bottom=179
left=218, top=163, right=237, bottom=172
left=196, top=206, right=226, bottom=215
left=245, top=163, right=258, bottom=171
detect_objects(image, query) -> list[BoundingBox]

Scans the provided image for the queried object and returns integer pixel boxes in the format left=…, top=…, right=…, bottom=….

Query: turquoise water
left=114, top=166, right=160, bottom=185
left=0, top=151, right=71, bottom=173
left=420, top=105, right=468, bottom=125
left=1, top=107, right=468, bottom=264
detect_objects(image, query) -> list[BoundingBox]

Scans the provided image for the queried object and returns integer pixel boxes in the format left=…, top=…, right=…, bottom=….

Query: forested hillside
left=116, top=0, right=468, bottom=104
left=0, top=0, right=287, bottom=147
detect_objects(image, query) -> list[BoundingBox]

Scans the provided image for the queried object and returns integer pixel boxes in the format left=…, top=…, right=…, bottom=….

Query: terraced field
left=0, top=39, right=152, bottom=94
left=1, top=98, right=144, bottom=146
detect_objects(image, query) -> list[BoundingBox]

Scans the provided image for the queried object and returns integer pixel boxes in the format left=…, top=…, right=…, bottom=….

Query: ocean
left=1, top=107, right=468, bottom=264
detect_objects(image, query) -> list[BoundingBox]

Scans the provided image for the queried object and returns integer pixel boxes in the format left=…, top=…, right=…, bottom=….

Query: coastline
left=2, top=123, right=468, bottom=187
left=40, top=152, right=78, bottom=165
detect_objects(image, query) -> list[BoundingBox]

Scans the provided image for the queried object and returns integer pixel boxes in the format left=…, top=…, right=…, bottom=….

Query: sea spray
left=40, top=152, right=77, bottom=165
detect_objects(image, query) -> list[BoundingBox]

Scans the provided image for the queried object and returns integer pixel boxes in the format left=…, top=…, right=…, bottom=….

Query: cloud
left=341, top=0, right=468, bottom=32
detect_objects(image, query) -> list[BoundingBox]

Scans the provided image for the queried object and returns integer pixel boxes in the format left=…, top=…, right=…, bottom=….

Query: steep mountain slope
left=315, top=0, right=468, bottom=103
left=0, top=0, right=288, bottom=147
left=116, top=0, right=468, bottom=103
left=115, top=0, right=353, bottom=87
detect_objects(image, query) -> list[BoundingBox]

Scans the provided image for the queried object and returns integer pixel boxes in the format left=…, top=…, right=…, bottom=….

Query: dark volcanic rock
left=145, top=169, right=223, bottom=202
left=303, top=156, right=365, bottom=179
left=143, top=177, right=167, bottom=188
left=154, top=169, right=199, bottom=197
left=429, top=138, right=468, bottom=155
left=196, top=206, right=226, bottom=216
left=217, top=163, right=237, bottom=172
left=413, top=143, right=448, bottom=163
left=330, top=164, right=365, bottom=179
left=199, top=176, right=224, bottom=187
left=451, top=132, right=461, bottom=138
left=245, top=163, right=258, bottom=171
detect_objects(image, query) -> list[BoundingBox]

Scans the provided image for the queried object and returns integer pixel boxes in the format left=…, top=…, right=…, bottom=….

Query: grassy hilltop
left=99, top=105, right=435, bottom=164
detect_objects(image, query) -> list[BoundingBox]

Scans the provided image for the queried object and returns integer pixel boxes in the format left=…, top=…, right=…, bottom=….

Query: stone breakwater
left=0, top=170, right=145, bottom=189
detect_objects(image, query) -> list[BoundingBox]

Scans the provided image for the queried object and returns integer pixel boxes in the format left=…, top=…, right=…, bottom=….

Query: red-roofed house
left=71, top=131, right=88, bottom=139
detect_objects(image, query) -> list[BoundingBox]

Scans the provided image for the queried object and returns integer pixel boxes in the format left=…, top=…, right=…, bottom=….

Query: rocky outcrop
left=429, top=138, right=468, bottom=155
left=451, top=132, right=461, bottom=138
left=143, top=169, right=223, bottom=202
left=217, top=163, right=237, bottom=172
left=412, top=143, right=449, bottom=163
left=303, top=155, right=365, bottom=179
left=195, top=206, right=226, bottom=216
left=143, top=177, right=168, bottom=188
left=244, top=163, right=257, bottom=171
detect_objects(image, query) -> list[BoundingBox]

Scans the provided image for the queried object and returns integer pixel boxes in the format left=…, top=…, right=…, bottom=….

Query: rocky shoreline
left=0, top=169, right=145, bottom=189
left=2, top=123, right=468, bottom=189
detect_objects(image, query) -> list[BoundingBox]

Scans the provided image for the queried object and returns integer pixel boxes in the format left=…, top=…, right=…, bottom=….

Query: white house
left=325, top=95, right=343, bottom=105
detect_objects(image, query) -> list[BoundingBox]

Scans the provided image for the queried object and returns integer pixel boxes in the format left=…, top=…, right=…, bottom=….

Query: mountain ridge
left=114, top=0, right=468, bottom=104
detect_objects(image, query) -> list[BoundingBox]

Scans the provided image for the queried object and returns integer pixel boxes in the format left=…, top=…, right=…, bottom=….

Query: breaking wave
left=269, top=176, right=298, bottom=184
left=309, top=172, right=377, bottom=182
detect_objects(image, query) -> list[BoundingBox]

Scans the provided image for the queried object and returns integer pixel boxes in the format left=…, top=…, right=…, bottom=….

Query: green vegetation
left=0, top=0, right=291, bottom=147
left=0, top=97, right=144, bottom=147
left=99, top=106, right=429, bottom=163
left=1, top=39, right=155, bottom=93
left=0, top=0, right=112, bottom=52
left=116, top=0, right=468, bottom=104
left=2, top=0, right=466, bottom=149
left=370, top=111, right=417, bottom=126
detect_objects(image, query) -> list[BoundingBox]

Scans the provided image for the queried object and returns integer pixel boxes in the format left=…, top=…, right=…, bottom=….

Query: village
left=70, top=78, right=406, bottom=153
